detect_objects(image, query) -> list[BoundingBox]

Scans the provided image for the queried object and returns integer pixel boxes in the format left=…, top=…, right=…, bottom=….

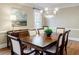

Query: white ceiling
left=20, top=3, right=79, bottom=9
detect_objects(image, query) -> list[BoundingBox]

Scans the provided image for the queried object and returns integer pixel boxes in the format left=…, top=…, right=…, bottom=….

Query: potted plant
left=44, top=27, right=53, bottom=37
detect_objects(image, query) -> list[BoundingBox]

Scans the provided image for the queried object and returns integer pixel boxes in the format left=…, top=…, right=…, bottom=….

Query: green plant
left=44, top=27, right=53, bottom=36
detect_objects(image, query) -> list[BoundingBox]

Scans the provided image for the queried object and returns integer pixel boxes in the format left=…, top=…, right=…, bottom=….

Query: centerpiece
left=44, top=27, right=53, bottom=37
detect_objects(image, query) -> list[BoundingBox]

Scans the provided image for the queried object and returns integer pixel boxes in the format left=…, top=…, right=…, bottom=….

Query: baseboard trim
left=0, top=43, right=7, bottom=49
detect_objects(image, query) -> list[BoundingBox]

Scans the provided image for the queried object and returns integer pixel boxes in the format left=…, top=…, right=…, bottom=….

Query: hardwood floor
left=0, top=48, right=11, bottom=55
left=0, top=40, right=79, bottom=55
left=67, top=40, right=79, bottom=55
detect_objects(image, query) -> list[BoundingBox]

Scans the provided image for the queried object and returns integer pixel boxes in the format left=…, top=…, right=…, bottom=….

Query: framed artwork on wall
left=11, top=9, right=27, bottom=27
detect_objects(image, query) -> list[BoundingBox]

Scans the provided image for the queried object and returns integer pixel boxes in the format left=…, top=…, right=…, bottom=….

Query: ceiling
left=19, top=3, right=79, bottom=9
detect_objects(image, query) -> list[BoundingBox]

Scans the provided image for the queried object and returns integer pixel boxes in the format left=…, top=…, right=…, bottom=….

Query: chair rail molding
left=69, top=37, right=79, bottom=41
left=0, top=31, right=7, bottom=33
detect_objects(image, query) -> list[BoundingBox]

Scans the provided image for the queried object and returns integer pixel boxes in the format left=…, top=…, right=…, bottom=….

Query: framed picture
left=11, top=9, right=27, bottom=27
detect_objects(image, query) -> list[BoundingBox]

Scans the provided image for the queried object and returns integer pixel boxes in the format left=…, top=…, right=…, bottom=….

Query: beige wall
left=44, top=6, right=79, bottom=38
left=0, top=3, right=35, bottom=32
left=0, top=4, right=35, bottom=48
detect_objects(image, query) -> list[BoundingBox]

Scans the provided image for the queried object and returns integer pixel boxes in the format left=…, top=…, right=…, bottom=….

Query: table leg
left=35, top=50, right=40, bottom=55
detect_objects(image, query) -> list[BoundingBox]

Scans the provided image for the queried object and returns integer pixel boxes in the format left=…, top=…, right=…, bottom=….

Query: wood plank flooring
left=0, top=48, right=11, bottom=55
left=0, top=40, right=79, bottom=55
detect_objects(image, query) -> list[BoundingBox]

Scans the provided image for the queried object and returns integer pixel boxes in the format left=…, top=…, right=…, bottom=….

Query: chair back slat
left=56, top=33, right=63, bottom=54
left=64, top=30, right=71, bottom=47
left=58, top=34, right=63, bottom=47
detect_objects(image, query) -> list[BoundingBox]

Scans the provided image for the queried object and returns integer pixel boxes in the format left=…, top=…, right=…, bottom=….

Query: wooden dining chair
left=7, top=32, right=20, bottom=48
left=7, top=31, right=28, bottom=48
left=63, top=30, right=71, bottom=54
left=38, top=28, right=44, bottom=35
left=56, top=27, right=65, bottom=34
left=19, top=30, right=30, bottom=38
left=43, top=26, right=48, bottom=30
left=8, top=35, right=36, bottom=55
left=28, top=30, right=37, bottom=36
left=44, top=33, right=64, bottom=55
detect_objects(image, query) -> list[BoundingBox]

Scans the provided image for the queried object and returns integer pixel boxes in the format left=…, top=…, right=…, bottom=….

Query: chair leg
left=65, top=47, right=67, bottom=54
left=60, top=49, right=64, bottom=55
left=11, top=51, right=14, bottom=55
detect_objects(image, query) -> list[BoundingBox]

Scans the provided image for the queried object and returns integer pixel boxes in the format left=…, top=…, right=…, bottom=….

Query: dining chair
left=56, top=27, right=65, bottom=34
left=44, top=33, right=64, bottom=55
left=63, top=30, right=71, bottom=54
left=7, top=32, right=19, bottom=48
left=28, top=30, right=37, bottom=36
left=38, top=28, right=44, bottom=35
left=8, top=35, right=36, bottom=55
left=43, top=26, right=48, bottom=30
left=19, top=30, right=30, bottom=38
left=7, top=31, right=28, bottom=48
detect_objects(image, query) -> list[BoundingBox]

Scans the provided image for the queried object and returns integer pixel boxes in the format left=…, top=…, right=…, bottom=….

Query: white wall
left=44, top=6, right=79, bottom=40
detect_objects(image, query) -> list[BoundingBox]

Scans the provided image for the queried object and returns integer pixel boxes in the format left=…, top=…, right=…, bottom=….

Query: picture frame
left=11, top=9, right=27, bottom=27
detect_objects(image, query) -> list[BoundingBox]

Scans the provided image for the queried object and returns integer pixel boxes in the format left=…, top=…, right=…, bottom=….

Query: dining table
left=20, top=33, right=59, bottom=55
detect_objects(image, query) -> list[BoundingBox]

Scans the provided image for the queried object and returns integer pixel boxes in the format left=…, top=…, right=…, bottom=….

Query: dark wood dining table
left=20, top=33, right=59, bottom=54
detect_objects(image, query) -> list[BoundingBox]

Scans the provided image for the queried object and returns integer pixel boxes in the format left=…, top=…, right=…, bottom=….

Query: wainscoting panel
left=0, top=31, right=7, bottom=49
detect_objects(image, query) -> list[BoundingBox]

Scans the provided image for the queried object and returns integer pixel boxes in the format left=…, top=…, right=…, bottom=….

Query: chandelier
left=40, top=7, right=59, bottom=18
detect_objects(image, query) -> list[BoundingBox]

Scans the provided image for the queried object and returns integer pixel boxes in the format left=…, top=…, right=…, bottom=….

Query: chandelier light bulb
left=54, top=7, right=59, bottom=11
left=44, top=7, right=48, bottom=11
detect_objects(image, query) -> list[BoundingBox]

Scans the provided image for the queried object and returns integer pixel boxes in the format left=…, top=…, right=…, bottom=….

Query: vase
left=47, top=34, right=51, bottom=37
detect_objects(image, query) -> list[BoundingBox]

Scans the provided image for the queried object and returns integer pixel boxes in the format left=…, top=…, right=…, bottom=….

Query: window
left=34, top=9, right=42, bottom=29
